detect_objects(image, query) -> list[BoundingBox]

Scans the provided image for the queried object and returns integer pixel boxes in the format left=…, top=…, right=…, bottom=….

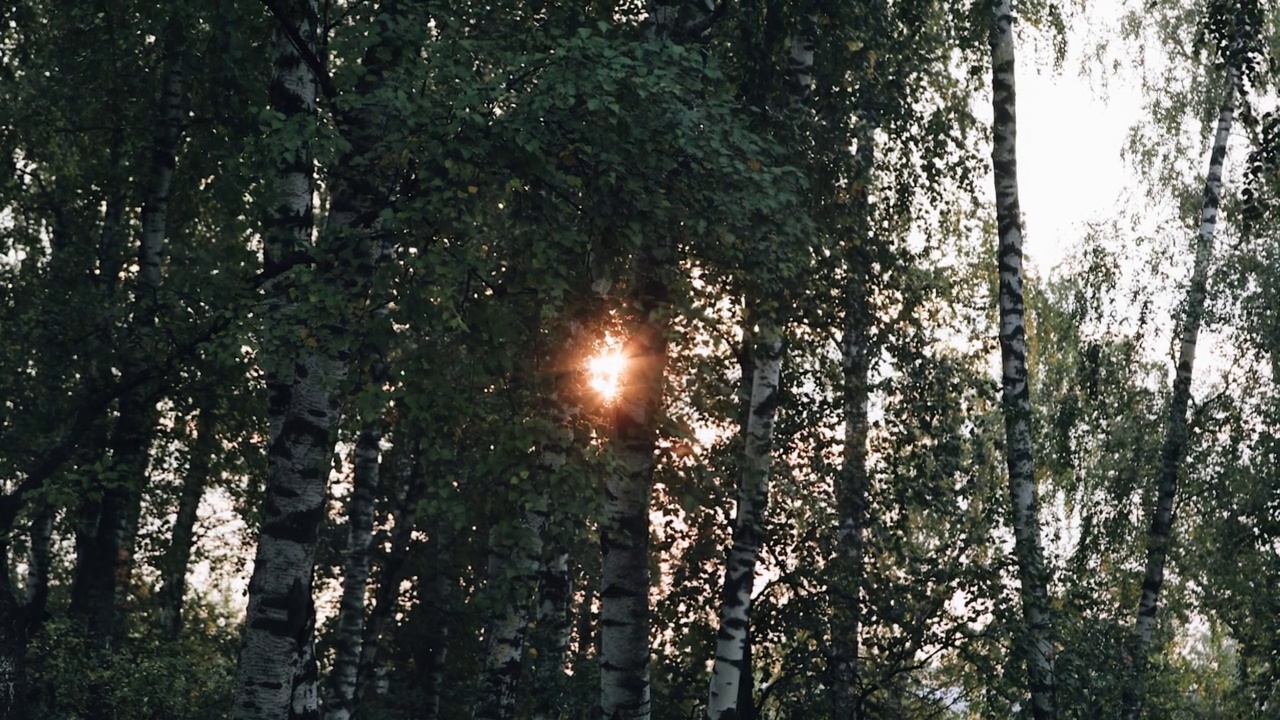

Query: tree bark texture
left=239, top=0, right=411, bottom=714
left=600, top=248, right=669, bottom=720
left=0, top=582, right=24, bottom=720
left=325, top=425, right=383, bottom=720
left=706, top=14, right=810, bottom=718
left=989, top=2, right=1057, bottom=717
left=531, top=549, right=573, bottom=720
left=233, top=2, right=330, bottom=718
left=1122, top=67, right=1235, bottom=720
left=707, top=320, right=783, bottom=720
left=473, top=513, right=545, bottom=720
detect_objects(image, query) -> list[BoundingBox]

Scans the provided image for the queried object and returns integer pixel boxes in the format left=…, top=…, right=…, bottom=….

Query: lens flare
left=587, top=347, right=626, bottom=400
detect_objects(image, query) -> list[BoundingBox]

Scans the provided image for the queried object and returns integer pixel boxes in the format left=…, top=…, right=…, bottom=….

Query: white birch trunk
left=473, top=511, right=545, bottom=720
left=25, top=500, right=53, bottom=613
left=531, top=549, right=572, bottom=720
left=989, top=2, right=1056, bottom=717
left=707, top=320, right=783, bottom=719
left=1122, top=67, right=1235, bottom=720
left=324, top=426, right=382, bottom=720
left=706, top=15, right=809, bottom=718
left=599, top=2, right=719, bottom=715
left=599, top=258, right=668, bottom=720
left=233, top=3, right=330, bottom=719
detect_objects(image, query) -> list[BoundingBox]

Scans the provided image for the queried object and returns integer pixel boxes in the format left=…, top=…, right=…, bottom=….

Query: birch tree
left=1123, top=26, right=1245, bottom=720
left=598, top=4, right=723, bottom=718
left=706, top=10, right=811, bottom=716
left=988, top=1, right=1056, bottom=716
left=232, top=3, right=332, bottom=718
left=324, top=420, right=385, bottom=720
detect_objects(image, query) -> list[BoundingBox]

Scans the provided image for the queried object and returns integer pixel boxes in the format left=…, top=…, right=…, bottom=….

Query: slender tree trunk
left=531, top=549, right=572, bottom=720
left=25, top=503, right=52, bottom=618
left=707, top=14, right=810, bottom=718
left=707, top=319, right=783, bottom=720
left=0, top=499, right=50, bottom=720
left=0, top=578, right=24, bottom=720
left=233, top=2, right=329, bottom=718
left=357, top=451, right=423, bottom=700
left=830, top=114, right=874, bottom=720
left=599, top=247, right=669, bottom=720
left=325, top=425, right=383, bottom=720
left=473, top=513, right=545, bottom=720
left=529, top=313, right=591, bottom=720
left=473, top=309, right=584, bottom=720
left=989, top=3, right=1056, bottom=717
left=420, top=572, right=452, bottom=720
left=1122, top=68, right=1235, bottom=720
left=157, top=400, right=217, bottom=639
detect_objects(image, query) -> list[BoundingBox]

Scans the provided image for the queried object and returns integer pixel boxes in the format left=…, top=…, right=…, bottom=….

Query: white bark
left=989, top=2, right=1056, bottom=717
left=324, top=427, right=382, bottom=720
left=600, top=277, right=667, bottom=720
left=473, top=512, right=545, bottom=720
left=233, top=2, right=330, bottom=719
left=707, top=320, right=783, bottom=719
left=1124, top=67, right=1235, bottom=720
left=531, top=549, right=572, bottom=720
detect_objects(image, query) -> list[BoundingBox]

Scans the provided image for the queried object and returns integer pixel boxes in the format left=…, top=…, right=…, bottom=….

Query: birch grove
left=2, top=0, right=1280, bottom=719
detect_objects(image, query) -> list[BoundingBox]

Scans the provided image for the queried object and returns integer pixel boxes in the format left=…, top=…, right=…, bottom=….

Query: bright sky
left=1017, top=30, right=1146, bottom=276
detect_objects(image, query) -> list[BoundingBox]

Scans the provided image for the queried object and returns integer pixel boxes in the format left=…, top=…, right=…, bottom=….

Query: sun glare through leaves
left=587, top=340, right=626, bottom=401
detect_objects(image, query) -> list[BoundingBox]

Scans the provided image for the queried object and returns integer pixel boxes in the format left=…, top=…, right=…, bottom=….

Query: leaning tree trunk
left=1122, top=67, right=1235, bottom=720
left=156, top=398, right=217, bottom=639
left=989, top=2, right=1056, bottom=717
left=707, top=14, right=811, bottom=718
left=707, top=318, right=783, bottom=720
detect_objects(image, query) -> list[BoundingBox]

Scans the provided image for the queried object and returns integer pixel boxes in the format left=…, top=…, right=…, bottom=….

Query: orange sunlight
left=587, top=340, right=626, bottom=401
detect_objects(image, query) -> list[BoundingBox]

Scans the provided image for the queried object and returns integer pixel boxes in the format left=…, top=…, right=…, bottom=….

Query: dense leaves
left=1, top=0, right=1278, bottom=719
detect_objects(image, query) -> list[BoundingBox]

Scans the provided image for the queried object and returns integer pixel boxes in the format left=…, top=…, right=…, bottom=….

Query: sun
left=587, top=344, right=626, bottom=401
